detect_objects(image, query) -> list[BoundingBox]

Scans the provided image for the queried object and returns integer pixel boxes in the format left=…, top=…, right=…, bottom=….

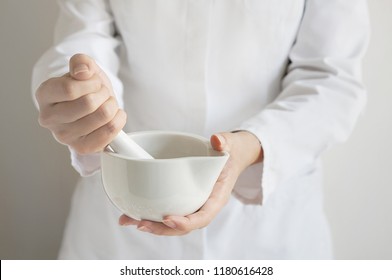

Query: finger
left=136, top=220, right=188, bottom=236
left=72, top=96, right=120, bottom=135
left=70, top=108, right=127, bottom=154
left=48, top=84, right=111, bottom=124
left=157, top=177, right=231, bottom=235
left=118, top=215, right=139, bottom=226
left=51, top=95, right=120, bottom=145
left=36, top=76, right=102, bottom=108
left=69, top=53, right=102, bottom=81
left=69, top=54, right=116, bottom=101
left=118, top=215, right=185, bottom=236
left=210, top=133, right=232, bottom=153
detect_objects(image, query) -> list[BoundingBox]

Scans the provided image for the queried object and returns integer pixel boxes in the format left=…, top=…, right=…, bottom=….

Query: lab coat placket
left=182, top=0, right=210, bottom=134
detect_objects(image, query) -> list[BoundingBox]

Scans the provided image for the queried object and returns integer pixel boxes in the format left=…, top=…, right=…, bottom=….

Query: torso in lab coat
left=33, top=0, right=369, bottom=259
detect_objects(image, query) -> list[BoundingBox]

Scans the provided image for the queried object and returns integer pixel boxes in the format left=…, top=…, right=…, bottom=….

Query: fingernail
left=137, top=226, right=152, bottom=233
left=163, top=219, right=176, bottom=229
left=73, top=64, right=89, bottom=75
left=120, top=221, right=136, bottom=226
left=215, top=134, right=226, bottom=146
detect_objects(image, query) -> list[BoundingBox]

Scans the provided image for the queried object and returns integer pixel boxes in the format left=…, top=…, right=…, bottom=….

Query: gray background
left=1, top=0, right=391, bottom=259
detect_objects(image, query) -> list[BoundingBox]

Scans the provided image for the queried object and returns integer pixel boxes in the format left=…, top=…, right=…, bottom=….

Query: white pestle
left=109, top=130, right=154, bottom=159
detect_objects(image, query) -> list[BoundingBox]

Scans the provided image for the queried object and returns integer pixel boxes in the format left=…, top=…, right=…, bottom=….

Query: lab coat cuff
left=230, top=127, right=273, bottom=205
left=69, top=147, right=101, bottom=177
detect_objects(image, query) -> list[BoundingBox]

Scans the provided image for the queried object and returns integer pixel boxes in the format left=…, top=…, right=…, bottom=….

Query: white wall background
left=323, top=1, right=392, bottom=259
left=0, top=0, right=78, bottom=259
left=0, top=1, right=391, bottom=259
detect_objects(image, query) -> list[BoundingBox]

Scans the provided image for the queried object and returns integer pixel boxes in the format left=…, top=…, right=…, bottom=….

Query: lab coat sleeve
left=32, top=0, right=122, bottom=176
left=233, top=0, right=370, bottom=204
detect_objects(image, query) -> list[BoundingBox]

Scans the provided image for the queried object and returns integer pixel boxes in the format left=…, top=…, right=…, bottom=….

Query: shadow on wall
left=0, top=1, right=79, bottom=259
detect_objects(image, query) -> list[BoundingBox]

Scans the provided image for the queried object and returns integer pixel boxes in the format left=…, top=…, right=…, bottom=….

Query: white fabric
left=32, top=0, right=369, bottom=259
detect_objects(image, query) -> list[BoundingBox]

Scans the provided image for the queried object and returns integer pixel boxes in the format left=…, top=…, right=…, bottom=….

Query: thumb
left=210, top=133, right=228, bottom=152
left=69, top=53, right=99, bottom=81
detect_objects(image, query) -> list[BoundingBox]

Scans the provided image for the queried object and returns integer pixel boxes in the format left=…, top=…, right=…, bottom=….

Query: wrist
left=231, top=130, right=263, bottom=172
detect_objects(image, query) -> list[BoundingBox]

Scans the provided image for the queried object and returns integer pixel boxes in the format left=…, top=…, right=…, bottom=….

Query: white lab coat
left=32, top=0, right=369, bottom=259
